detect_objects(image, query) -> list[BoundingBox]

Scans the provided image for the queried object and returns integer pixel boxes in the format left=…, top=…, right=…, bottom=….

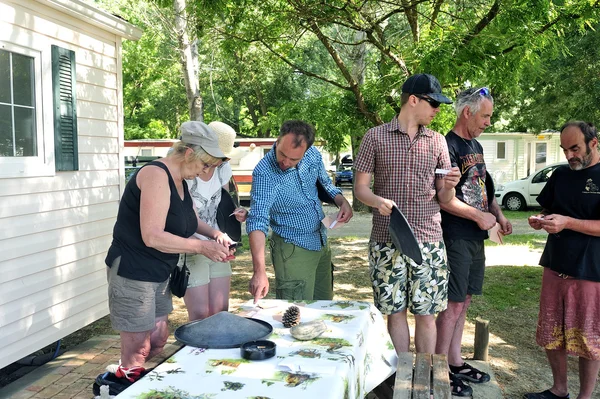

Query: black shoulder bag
left=170, top=254, right=190, bottom=298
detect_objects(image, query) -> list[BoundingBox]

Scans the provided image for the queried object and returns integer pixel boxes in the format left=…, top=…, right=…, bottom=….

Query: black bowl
left=240, top=340, right=276, bottom=361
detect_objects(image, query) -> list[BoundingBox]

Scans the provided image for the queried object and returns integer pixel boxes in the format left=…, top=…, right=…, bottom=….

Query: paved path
left=0, top=336, right=182, bottom=399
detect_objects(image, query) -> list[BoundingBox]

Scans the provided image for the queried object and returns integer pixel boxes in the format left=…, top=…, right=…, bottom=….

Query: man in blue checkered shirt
left=246, top=120, right=353, bottom=302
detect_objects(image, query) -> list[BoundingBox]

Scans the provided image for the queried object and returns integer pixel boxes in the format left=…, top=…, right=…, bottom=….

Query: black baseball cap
left=401, top=73, right=452, bottom=104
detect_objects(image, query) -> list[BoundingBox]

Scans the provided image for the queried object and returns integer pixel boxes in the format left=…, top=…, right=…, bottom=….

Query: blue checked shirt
left=246, top=143, right=342, bottom=251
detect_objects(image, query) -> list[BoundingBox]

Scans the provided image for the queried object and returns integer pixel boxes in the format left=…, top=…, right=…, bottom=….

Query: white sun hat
left=208, top=121, right=237, bottom=156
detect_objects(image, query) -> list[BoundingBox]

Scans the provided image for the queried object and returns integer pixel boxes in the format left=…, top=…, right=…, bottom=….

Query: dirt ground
left=1, top=218, right=598, bottom=397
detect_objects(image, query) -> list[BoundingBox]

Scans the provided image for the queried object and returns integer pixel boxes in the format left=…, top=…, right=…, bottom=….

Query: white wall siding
left=0, top=0, right=138, bottom=368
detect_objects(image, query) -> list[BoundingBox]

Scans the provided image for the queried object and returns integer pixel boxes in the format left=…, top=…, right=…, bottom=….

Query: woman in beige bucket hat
left=181, top=121, right=248, bottom=321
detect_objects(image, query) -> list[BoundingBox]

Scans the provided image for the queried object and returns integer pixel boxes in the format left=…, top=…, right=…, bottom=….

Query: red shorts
left=536, top=268, right=600, bottom=360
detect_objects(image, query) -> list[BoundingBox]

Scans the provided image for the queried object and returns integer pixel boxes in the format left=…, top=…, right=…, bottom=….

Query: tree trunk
left=173, top=0, right=203, bottom=121
left=349, top=31, right=370, bottom=213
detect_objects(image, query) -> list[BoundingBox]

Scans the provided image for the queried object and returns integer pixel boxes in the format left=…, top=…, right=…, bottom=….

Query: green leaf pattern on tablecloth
left=261, top=371, right=320, bottom=389
left=321, top=313, right=356, bottom=323
left=289, top=348, right=322, bottom=358
left=136, top=386, right=215, bottom=398
left=222, top=381, right=245, bottom=391
left=206, top=358, right=249, bottom=375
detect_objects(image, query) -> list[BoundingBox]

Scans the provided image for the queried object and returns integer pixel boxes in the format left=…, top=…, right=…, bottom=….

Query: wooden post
left=474, top=318, right=489, bottom=361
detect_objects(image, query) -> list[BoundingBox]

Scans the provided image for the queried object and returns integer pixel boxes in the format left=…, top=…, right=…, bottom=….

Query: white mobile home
left=0, top=0, right=141, bottom=369
left=477, top=131, right=562, bottom=184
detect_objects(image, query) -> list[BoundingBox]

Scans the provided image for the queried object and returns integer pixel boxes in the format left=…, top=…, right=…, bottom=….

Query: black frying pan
left=389, top=205, right=423, bottom=265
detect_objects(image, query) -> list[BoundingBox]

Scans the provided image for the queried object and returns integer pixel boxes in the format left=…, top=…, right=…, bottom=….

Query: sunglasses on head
left=414, top=94, right=441, bottom=108
left=469, top=87, right=491, bottom=97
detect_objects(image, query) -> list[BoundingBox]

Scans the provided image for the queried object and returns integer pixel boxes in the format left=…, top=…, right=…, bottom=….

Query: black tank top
left=105, top=161, right=198, bottom=282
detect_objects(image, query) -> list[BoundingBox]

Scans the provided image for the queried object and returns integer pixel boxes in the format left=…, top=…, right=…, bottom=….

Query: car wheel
left=504, top=193, right=526, bottom=211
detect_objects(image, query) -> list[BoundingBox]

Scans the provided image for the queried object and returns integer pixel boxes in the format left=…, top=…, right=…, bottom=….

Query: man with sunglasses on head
left=354, top=73, right=460, bottom=358
left=434, top=87, right=512, bottom=396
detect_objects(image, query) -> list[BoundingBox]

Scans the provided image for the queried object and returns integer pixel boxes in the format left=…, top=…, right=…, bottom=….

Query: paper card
left=435, top=168, right=450, bottom=175
left=321, top=215, right=346, bottom=229
left=488, top=222, right=504, bottom=244
left=530, top=215, right=544, bottom=220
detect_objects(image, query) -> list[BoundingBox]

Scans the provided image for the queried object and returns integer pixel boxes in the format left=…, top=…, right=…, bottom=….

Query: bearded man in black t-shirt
left=435, top=87, right=513, bottom=397
left=524, top=121, right=600, bottom=399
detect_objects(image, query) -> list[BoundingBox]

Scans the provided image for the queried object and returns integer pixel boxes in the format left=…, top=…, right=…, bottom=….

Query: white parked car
left=495, top=162, right=567, bottom=211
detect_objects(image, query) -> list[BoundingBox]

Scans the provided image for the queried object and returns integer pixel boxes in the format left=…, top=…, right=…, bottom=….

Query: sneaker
left=92, top=372, right=133, bottom=396
left=115, top=365, right=146, bottom=383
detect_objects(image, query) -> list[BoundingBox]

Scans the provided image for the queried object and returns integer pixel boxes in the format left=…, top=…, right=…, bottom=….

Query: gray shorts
left=107, top=257, right=173, bottom=332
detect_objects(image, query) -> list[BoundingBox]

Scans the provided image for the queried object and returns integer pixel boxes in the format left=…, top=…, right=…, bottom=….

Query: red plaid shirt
left=354, top=115, right=451, bottom=243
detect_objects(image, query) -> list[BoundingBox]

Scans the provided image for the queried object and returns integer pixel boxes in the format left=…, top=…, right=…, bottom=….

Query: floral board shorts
left=368, top=240, right=449, bottom=316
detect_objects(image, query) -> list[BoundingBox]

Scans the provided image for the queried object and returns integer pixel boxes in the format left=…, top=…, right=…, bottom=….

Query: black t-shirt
left=537, top=163, right=600, bottom=282
left=441, top=131, right=491, bottom=240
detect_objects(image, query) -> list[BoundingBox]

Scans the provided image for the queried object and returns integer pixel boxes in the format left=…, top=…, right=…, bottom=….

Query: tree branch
left=430, top=0, right=445, bottom=31
left=461, top=0, right=500, bottom=46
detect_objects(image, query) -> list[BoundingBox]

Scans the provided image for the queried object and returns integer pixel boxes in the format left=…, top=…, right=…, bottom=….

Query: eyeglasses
left=199, top=160, right=220, bottom=170
left=414, top=95, right=441, bottom=109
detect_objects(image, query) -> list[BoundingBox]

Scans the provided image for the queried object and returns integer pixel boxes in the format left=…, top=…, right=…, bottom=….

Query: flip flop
left=523, top=389, right=570, bottom=399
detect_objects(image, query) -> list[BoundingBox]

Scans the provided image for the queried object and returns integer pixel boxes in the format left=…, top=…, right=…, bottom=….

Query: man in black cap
left=355, top=74, right=460, bottom=357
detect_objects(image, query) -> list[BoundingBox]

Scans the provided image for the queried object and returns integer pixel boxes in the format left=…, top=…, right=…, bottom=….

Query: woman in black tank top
left=101, top=122, right=235, bottom=391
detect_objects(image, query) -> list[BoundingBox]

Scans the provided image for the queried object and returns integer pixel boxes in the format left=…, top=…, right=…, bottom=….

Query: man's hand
left=476, top=211, right=497, bottom=231
left=376, top=197, right=395, bottom=216
left=539, top=214, right=570, bottom=234
left=442, top=167, right=461, bottom=190
left=498, top=216, right=513, bottom=235
left=231, top=208, right=248, bottom=222
left=528, top=214, right=545, bottom=230
left=249, top=271, right=269, bottom=304
left=336, top=197, right=353, bottom=223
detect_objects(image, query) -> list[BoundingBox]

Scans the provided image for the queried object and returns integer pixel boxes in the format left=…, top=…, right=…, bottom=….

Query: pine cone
left=282, top=305, right=301, bottom=328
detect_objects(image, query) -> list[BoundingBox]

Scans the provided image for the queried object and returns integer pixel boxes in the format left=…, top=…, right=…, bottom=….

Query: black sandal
left=450, top=362, right=490, bottom=384
left=523, top=389, right=570, bottom=399
left=450, top=372, right=473, bottom=397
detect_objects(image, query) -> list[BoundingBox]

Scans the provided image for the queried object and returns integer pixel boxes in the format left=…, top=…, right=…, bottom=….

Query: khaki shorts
left=368, top=240, right=449, bottom=316
left=179, top=254, right=232, bottom=288
left=107, top=257, right=173, bottom=333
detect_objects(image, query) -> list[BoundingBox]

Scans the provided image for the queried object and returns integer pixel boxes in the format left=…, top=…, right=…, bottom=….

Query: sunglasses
left=469, top=87, right=491, bottom=97
left=414, top=95, right=441, bottom=109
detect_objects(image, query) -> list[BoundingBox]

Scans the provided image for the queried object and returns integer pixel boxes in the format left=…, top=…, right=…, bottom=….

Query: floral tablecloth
left=115, top=299, right=397, bottom=399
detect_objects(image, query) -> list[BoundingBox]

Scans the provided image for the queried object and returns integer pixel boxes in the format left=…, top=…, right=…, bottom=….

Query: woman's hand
left=197, top=240, right=230, bottom=262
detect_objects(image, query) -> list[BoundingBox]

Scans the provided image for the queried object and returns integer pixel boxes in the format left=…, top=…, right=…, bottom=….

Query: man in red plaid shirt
left=354, top=73, right=460, bottom=357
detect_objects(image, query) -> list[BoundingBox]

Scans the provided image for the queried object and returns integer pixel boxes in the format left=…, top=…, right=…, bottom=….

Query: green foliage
left=96, top=0, right=600, bottom=148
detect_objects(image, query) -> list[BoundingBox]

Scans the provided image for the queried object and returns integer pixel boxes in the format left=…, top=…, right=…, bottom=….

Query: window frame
left=0, top=41, right=55, bottom=178
left=496, top=141, right=506, bottom=160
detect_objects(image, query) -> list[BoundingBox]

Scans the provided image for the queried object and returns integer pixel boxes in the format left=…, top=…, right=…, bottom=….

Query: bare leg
left=120, top=331, right=151, bottom=368
left=388, top=310, right=410, bottom=353
left=435, top=299, right=468, bottom=362
left=183, top=284, right=210, bottom=321
left=414, top=314, right=437, bottom=354
left=208, top=276, right=231, bottom=315
left=578, top=357, right=600, bottom=399
left=545, top=348, right=569, bottom=397
left=148, top=315, right=169, bottom=360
